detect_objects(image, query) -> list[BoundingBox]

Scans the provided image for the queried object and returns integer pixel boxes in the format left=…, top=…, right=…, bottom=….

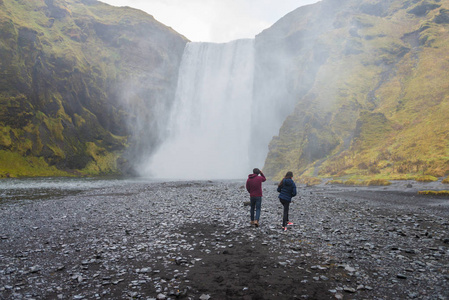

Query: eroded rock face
left=0, top=0, right=188, bottom=176
left=0, top=180, right=447, bottom=299
left=257, top=0, right=449, bottom=179
left=435, top=8, right=449, bottom=24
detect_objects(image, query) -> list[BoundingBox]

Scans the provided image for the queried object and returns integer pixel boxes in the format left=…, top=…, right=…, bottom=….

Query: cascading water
left=145, top=39, right=255, bottom=179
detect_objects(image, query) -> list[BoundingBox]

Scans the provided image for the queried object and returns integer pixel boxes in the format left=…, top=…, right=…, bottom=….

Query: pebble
left=343, top=287, right=356, bottom=293
left=0, top=180, right=447, bottom=299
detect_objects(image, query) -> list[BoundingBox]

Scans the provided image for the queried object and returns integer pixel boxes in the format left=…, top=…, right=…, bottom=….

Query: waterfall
left=146, top=39, right=255, bottom=179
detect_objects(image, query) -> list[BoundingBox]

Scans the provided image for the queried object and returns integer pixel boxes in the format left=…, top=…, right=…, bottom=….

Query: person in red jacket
left=246, top=168, right=266, bottom=227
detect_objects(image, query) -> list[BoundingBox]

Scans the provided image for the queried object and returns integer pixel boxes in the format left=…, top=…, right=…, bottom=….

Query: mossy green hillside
left=262, top=0, right=449, bottom=181
left=0, top=150, right=70, bottom=178
left=0, top=0, right=187, bottom=177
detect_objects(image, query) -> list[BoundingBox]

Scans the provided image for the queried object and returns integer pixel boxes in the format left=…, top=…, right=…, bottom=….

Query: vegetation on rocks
left=418, top=190, right=449, bottom=196
left=261, top=0, right=449, bottom=182
left=0, top=0, right=187, bottom=177
left=297, top=176, right=322, bottom=186
left=327, top=178, right=392, bottom=186
left=415, top=175, right=439, bottom=182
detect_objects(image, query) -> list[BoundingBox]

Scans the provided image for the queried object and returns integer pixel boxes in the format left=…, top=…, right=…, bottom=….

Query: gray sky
left=99, top=0, right=321, bottom=43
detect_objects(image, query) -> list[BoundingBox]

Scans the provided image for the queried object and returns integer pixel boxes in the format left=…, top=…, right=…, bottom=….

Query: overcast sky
left=99, top=0, right=321, bottom=43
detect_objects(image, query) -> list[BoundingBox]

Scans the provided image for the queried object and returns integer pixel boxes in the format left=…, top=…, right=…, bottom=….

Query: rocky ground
left=0, top=179, right=448, bottom=300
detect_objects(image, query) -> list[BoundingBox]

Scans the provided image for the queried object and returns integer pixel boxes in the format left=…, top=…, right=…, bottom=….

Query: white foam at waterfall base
left=145, top=39, right=255, bottom=180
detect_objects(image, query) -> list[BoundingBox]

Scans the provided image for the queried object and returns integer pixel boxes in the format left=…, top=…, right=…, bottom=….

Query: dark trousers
left=279, top=198, right=290, bottom=227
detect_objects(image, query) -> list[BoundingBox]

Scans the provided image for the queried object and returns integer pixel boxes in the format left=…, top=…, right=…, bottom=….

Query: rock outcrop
left=256, top=0, right=449, bottom=179
left=0, top=0, right=188, bottom=177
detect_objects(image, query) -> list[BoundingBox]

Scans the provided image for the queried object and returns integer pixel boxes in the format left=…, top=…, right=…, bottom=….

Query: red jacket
left=246, top=173, right=266, bottom=197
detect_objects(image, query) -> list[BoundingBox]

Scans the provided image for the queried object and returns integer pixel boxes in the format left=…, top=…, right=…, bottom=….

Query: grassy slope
left=264, top=0, right=449, bottom=181
left=0, top=0, right=187, bottom=177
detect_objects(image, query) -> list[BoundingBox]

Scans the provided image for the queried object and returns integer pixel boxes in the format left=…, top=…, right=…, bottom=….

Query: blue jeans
left=279, top=198, right=290, bottom=227
left=250, top=197, right=262, bottom=221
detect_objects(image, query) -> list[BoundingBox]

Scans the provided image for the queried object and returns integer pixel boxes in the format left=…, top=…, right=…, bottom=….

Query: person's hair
left=278, top=171, right=293, bottom=187
left=253, top=168, right=260, bottom=174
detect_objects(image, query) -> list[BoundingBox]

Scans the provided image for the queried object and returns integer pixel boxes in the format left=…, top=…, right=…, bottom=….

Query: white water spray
left=145, top=39, right=255, bottom=179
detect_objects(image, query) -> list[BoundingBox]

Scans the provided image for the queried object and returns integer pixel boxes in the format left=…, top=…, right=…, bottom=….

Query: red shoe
left=282, top=226, right=287, bottom=231
left=287, top=222, right=294, bottom=226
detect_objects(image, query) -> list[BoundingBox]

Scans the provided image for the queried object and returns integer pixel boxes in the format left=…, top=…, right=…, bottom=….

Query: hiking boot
left=250, top=221, right=255, bottom=226
left=287, top=222, right=294, bottom=226
left=254, top=220, right=259, bottom=227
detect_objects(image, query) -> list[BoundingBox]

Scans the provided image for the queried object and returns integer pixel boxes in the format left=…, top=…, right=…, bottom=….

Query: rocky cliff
left=0, top=0, right=187, bottom=177
left=258, top=0, right=449, bottom=180
left=3, top=0, right=449, bottom=181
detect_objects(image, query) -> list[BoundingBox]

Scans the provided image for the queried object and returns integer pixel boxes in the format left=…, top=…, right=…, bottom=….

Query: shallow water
left=0, top=177, right=158, bottom=204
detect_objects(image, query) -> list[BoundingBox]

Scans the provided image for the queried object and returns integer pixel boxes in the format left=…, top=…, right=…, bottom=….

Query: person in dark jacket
left=277, top=171, right=297, bottom=231
left=246, top=168, right=266, bottom=227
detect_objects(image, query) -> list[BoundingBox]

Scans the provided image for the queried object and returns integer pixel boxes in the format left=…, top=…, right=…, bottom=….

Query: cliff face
left=3, top=0, right=449, bottom=180
left=0, top=0, right=187, bottom=177
left=257, top=0, right=449, bottom=180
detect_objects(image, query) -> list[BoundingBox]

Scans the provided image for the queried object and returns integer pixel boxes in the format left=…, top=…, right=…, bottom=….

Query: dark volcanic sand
left=0, top=179, right=448, bottom=299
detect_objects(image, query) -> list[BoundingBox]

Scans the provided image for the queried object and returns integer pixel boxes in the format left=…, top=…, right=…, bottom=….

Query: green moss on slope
left=0, top=150, right=71, bottom=178
left=0, top=0, right=188, bottom=177
left=262, top=0, right=449, bottom=181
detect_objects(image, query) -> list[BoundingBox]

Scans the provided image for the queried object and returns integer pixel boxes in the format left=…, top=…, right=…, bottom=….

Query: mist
left=144, top=40, right=255, bottom=180
left=140, top=27, right=304, bottom=179
left=130, top=2, right=328, bottom=180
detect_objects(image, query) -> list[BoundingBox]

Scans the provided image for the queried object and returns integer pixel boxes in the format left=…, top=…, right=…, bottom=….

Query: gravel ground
left=0, top=179, right=448, bottom=300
